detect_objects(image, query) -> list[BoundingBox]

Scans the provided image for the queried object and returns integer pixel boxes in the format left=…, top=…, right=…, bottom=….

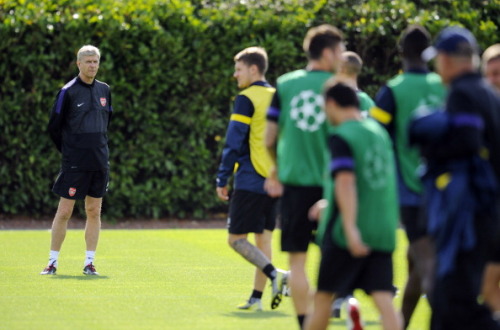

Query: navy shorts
left=52, top=170, right=109, bottom=200
left=317, top=242, right=394, bottom=295
left=280, top=185, right=322, bottom=252
left=228, top=190, right=278, bottom=235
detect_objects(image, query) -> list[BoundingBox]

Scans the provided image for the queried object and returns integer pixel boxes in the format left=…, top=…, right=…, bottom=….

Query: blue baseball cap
left=422, top=26, right=478, bottom=61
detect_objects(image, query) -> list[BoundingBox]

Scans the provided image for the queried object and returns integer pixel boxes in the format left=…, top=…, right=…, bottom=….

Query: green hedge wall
left=1, top=0, right=498, bottom=219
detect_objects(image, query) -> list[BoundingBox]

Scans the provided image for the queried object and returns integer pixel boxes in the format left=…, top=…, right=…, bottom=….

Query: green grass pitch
left=0, top=228, right=429, bottom=329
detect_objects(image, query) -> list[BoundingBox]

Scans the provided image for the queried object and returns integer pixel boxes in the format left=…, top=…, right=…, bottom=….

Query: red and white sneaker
left=40, top=262, right=57, bottom=275
left=83, top=263, right=99, bottom=275
left=346, top=296, right=363, bottom=330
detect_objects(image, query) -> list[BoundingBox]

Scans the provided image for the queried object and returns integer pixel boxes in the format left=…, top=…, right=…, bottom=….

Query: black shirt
left=48, top=76, right=113, bottom=171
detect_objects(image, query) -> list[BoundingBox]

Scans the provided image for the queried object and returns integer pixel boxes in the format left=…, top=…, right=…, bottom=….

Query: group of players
left=215, top=23, right=500, bottom=330
left=37, top=20, right=500, bottom=330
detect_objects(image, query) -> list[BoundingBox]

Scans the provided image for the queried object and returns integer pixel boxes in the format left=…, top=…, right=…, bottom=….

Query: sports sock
left=48, top=250, right=59, bottom=267
left=84, top=251, right=96, bottom=267
left=250, top=290, right=263, bottom=300
left=297, top=315, right=305, bottom=328
left=262, top=264, right=277, bottom=280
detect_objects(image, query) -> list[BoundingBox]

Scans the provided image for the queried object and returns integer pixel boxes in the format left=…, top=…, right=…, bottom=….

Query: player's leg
left=371, top=291, right=402, bottom=330
left=228, top=191, right=285, bottom=309
left=304, top=291, right=335, bottom=330
left=83, top=170, right=108, bottom=275
left=51, top=197, right=76, bottom=251
left=252, top=197, right=279, bottom=295
left=40, top=197, right=76, bottom=274
left=254, top=229, right=273, bottom=292
left=235, top=230, right=272, bottom=311
left=41, top=169, right=82, bottom=274
left=400, top=206, right=432, bottom=328
left=289, top=252, right=310, bottom=317
left=84, top=196, right=102, bottom=251
left=281, top=185, right=322, bottom=326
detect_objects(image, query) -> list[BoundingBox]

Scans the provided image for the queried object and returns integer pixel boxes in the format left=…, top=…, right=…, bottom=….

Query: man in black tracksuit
left=41, top=45, right=113, bottom=276
left=419, top=27, right=500, bottom=329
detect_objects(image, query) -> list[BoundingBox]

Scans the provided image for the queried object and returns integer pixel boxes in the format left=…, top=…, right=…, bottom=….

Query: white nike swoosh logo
left=77, top=103, right=84, bottom=107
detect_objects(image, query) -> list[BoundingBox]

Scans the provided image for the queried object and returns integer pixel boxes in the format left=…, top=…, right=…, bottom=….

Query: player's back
left=276, top=69, right=333, bottom=186
left=333, top=118, right=398, bottom=252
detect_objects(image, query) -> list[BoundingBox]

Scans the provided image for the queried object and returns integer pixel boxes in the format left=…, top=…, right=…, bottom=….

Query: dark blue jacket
left=48, top=76, right=113, bottom=171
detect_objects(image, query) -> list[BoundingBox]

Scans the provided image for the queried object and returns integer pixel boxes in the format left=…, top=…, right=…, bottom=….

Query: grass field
left=0, top=228, right=429, bottom=329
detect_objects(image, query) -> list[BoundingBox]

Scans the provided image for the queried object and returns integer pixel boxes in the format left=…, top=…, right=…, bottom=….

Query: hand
left=345, top=227, right=370, bottom=258
left=216, top=186, right=229, bottom=201
left=264, top=166, right=283, bottom=198
left=264, top=177, right=283, bottom=198
left=308, top=199, right=328, bottom=221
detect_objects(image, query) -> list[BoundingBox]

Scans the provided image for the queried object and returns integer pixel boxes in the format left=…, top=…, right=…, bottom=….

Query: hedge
left=0, top=0, right=498, bottom=219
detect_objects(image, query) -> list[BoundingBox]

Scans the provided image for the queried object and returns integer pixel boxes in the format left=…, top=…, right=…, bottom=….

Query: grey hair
left=77, top=45, right=100, bottom=62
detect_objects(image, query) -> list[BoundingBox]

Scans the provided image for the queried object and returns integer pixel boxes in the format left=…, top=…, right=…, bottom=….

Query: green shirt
left=318, top=118, right=399, bottom=252
left=276, top=69, right=333, bottom=186
left=357, top=90, right=375, bottom=114
left=387, top=72, right=445, bottom=193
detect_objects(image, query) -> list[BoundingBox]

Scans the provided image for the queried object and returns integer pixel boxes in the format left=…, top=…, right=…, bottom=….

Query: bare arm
left=264, top=121, right=283, bottom=197
left=265, top=120, right=278, bottom=166
left=335, top=171, right=370, bottom=257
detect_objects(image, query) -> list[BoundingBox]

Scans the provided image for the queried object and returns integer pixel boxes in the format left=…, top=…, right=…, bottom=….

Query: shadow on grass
left=223, top=310, right=289, bottom=319
left=48, top=275, right=110, bottom=280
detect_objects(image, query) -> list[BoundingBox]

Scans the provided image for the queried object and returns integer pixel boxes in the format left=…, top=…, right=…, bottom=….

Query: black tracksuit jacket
left=48, top=76, right=113, bottom=171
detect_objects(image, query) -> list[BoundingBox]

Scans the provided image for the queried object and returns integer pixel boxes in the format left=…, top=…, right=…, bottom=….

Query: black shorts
left=52, top=170, right=109, bottom=200
left=400, top=206, right=427, bottom=243
left=280, top=185, right=322, bottom=252
left=228, top=190, right=278, bottom=235
left=317, top=242, right=394, bottom=295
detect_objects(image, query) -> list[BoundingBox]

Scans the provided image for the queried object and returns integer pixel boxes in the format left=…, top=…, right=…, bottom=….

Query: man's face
left=325, top=98, right=341, bottom=126
left=233, top=61, right=253, bottom=89
left=485, top=58, right=500, bottom=92
left=77, top=55, right=100, bottom=80
left=435, top=52, right=451, bottom=84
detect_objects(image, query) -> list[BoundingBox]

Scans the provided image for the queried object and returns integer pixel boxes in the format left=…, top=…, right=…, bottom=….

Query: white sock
left=84, top=251, right=96, bottom=267
left=48, top=250, right=59, bottom=267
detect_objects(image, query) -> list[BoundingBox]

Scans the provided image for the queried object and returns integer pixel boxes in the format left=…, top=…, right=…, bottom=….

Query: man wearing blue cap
left=421, top=26, right=500, bottom=329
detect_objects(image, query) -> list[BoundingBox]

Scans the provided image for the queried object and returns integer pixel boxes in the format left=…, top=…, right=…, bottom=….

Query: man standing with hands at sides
left=370, top=25, right=446, bottom=328
left=265, top=25, right=345, bottom=328
left=306, top=81, right=401, bottom=330
left=216, top=47, right=287, bottom=311
left=41, top=45, right=113, bottom=276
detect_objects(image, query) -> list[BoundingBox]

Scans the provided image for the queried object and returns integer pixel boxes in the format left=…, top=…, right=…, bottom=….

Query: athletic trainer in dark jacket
left=41, top=45, right=113, bottom=277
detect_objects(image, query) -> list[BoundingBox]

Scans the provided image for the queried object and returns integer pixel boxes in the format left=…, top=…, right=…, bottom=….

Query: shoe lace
left=87, top=263, right=96, bottom=272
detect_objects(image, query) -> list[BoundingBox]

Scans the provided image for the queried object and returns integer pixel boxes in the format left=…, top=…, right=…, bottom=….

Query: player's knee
left=85, top=205, right=101, bottom=218
left=56, top=207, right=73, bottom=221
left=228, top=236, right=246, bottom=249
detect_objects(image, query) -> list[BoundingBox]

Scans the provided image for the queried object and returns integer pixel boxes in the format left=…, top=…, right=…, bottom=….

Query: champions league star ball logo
left=363, top=144, right=388, bottom=189
left=290, top=90, right=325, bottom=132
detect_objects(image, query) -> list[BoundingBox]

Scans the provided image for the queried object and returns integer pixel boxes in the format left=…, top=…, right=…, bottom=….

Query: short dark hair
left=324, top=80, right=359, bottom=108
left=234, top=47, right=268, bottom=74
left=303, top=24, right=344, bottom=60
left=399, top=25, right=431, bottom=62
